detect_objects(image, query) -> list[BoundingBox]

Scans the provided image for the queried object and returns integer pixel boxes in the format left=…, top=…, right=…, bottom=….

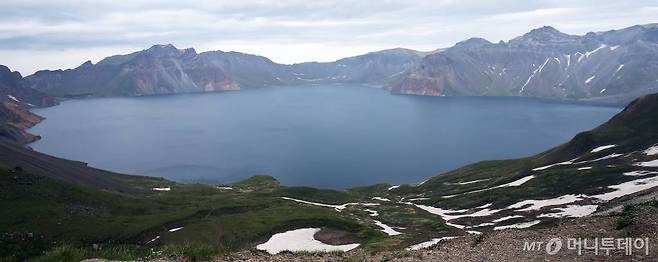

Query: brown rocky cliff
left=0, top=101, right=44, bottom=144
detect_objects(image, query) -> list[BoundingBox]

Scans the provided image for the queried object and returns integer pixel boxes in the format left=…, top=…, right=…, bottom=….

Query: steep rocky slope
left=25, top=46, right=425, bottom=97
left=26, top=45, right=240, bottom=97
left=0, top=65, right=57, bottom=144
left=289, top=48, right=425, bottom=85
left=392, top=24, right=658, bottom=103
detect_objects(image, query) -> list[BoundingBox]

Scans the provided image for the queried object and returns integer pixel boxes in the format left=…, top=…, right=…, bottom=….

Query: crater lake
left=29, top=84, right=621, bottom=189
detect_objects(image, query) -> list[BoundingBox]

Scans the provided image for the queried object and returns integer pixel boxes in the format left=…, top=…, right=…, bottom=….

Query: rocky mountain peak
left=76, top=60, right=93, bottom=69
left=0, top=65, right=23, bottom=87
left=145, top=44, right=183, bottom=58
left=454, top=37, right=492, bottom=48
left=509, top=25, right=576, bottom=45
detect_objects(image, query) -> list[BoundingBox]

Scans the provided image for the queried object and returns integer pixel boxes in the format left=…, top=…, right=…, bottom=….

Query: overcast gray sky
left=1, top=0, right=656, bottom=75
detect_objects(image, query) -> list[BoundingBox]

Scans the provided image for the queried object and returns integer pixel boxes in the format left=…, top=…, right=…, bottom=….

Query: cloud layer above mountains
left=1, top=0, right=656, bottom=75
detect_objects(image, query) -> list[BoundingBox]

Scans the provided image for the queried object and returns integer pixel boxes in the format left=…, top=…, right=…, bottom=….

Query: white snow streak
left=592, top=176, right=658, bottom=201
left=538, top=205, right=598, bottom=218
left=371, top=197, right=391, bottom=202
left=373, top=220, right=403, bottom=236
left=168, top=227, right=183, bottom=232
left=447, top=178, right=490, bottom=185
left=493, top=220, right=541, bottom=230
left=406, top=237, right=458, bottom=251
left=591, top=144, right=616, bottom=153
left=506, top=194, right=585, bottom=211
left=624, top=170, right=658, bottom=177
left=585, top=44, right=607, bottom=58
left=7, top=95, right=19, bottom=102
left=585, top=75, right=595, bottom=84
left=635, top=160, right=658, bottom=167
left=492, top=215, right=524, bottom=223
left=644, top=145, right=658, bottom=156
left=388, top=185, right=400, bottom=191
left=520, top=58, right=550, bottom=93
left=281, top=197, right=379, bottom=212
left=614, top=64, right=624, bottom=74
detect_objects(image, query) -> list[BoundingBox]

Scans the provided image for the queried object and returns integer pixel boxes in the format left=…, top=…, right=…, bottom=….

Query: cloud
left=0, top=0, right=656, bottom=75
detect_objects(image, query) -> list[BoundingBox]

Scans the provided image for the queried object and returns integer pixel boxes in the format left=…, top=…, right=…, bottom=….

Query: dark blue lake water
left=29, top=85, right=621, bottom=189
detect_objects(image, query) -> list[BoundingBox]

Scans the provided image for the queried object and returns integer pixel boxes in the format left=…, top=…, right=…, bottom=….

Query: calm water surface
left=29, top=85, right=621, bottom=188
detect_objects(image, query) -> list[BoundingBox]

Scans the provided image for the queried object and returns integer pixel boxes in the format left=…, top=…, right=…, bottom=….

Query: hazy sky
left=1, top=0, right=656, bottom=75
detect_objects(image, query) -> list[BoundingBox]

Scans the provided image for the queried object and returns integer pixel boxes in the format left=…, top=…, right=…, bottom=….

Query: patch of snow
left=492, top=215, right=524, bottom=223
left=365, top=209, right=379, bottom=217
left=256, top=228, right=359, bottom=254
left=644, top=145, right=658, bottom=156
left=532, top=160, right=576, bottom=171
left=538, top=58, right=551, bottom=73
left=585, top=44, right=607, bottom=58
left=447, top=178, right=490, bottom=185
left=217, top=186, right=233, bottom=190
left=585, top=153, right=623, bottom=163
left=7, top=95, right=19, bottom=102
left=437, top=176, right=534, bottom=198
left=495, top=175, right=535, bottom=187
left=387, top=185, right=400, bottom=191
left=520, top=59, right=549, bottom=93
left=591, top=144, right=616, bottom=153
left=168, top=227, right=183, bottom=232
left=373, top=220, right=403, bottom=236
left=468, top=222, right=495, bottom=228
left=445, top=222, right=467, bottom=229
left=538, top=205, right=598, bottom=218
left=507, top=194, right=585, bottom=211
left=406, top=237, right=459, bottom=251
left=585, top=75, right=596, bottom=84
left=610, top=45, right=620, bottom=50
left=624, top=171, right=658, bottom=177
left=467, top=230, right=482, bottom=235
left=406, top=197, right=430, bottom=202
left=614, top=64, right=624, bottom=74
left=413, top=204, right=502, bottom=228
left=635, top=160, right=658, bottom=167
left=592, top=176, right=658, bottom=201
left=475, top=203, right=492, bottom=209
left=153, top=187, right=171, bottom=191
left=577, top=167, right=593, bottom=170
left=281, top=197, right=378, bottom=212
left=493, top=220, right=541, bottom=230
left=535, top=153, right=623, bottom=171
left=371, top=197, right=390, bottom=202
left=145, top=235, right=160, bottom=244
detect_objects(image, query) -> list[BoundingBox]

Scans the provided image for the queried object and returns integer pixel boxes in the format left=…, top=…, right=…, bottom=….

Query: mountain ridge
left=24, top=45, right=425, bottom=97
left=392, top=23, right=658, bottom=104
